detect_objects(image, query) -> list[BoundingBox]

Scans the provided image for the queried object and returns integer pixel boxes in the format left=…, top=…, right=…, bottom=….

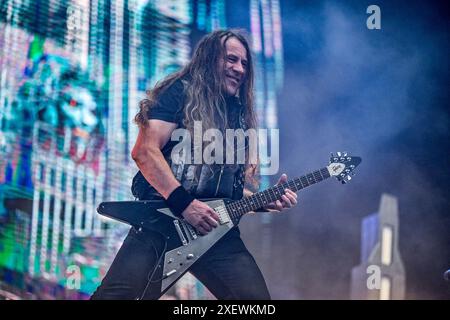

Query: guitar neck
left=225, top=167, right=331, bottom=222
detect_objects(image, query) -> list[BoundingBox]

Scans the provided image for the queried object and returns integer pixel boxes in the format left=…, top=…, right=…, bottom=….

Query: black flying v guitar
left=97, top=152, right=361, bottom=298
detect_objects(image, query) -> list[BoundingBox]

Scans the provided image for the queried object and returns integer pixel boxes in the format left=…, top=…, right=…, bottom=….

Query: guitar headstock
left=327, top=152, right=362, bottom=184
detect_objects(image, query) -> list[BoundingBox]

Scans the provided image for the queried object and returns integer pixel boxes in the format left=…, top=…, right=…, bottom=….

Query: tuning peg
left=341, top=180, right=346, bottom=184
left=347, top=175, right=352, bottom=181
left=337, top=152, right=342, bottom=157
left=343, top=152, right=348, bottom=156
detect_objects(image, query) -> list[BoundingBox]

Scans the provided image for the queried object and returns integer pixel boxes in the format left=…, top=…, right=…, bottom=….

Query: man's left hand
left=264, top=173, right=298, bottom=212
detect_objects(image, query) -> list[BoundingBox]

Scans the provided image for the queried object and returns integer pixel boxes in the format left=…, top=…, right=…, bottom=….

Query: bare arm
left=131, top=119, right=181, bottom=199
left=131, top=119, right=219, bottom=234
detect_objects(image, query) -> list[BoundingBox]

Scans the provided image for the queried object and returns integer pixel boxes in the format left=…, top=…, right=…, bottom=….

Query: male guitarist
left=91, top=29, right=297, bottom=300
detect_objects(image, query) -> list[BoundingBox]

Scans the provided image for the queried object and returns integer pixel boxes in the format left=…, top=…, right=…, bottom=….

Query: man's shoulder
left=148, top=77, right=188, bottom=123
left=160, top=77, right=187, bottom=97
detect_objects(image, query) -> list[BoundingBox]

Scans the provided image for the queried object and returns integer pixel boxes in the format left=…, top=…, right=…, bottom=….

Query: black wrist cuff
left=166, top=186, right=195, bottom=218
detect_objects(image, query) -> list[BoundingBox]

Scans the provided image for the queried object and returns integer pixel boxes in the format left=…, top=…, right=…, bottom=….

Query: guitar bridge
left=173, top=220, right=188, bottom=246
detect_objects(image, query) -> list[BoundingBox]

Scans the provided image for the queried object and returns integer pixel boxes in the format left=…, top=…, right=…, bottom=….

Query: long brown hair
left=135, top=29, right=259, bottom=188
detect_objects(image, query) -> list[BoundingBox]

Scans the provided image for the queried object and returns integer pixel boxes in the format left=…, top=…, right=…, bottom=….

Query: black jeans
left=91, top=227, right=271, bottom=300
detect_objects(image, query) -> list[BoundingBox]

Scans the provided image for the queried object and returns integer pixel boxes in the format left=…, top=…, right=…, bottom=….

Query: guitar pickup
left=214, top=205, right=231, bottom=224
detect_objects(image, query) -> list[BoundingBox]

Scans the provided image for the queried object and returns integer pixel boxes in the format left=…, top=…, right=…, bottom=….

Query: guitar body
left=97, top=198, right=236, bottom=297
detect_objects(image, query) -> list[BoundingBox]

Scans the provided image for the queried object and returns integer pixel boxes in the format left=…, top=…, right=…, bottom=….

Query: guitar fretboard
left=225, top=167, right=331, bottom=223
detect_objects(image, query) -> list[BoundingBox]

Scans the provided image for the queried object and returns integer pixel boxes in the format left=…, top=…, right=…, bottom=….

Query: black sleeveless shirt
left=131, top=78, right=246, bottom=201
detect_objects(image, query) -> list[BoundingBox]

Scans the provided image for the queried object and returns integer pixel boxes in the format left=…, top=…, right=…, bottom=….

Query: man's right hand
left=181, top=199, right=220, bottom=235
